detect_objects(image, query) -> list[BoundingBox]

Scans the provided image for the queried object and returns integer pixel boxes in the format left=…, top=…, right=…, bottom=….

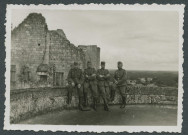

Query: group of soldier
left=66, top=61, right=127, bottom=111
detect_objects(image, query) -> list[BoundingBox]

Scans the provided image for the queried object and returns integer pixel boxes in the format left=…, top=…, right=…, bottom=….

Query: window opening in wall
left=22, top=66, right=30, bottom=82
left=38, top=43, right=40, bottom=46
left=11, top=65, right=16, bottom=85
left=40, top=75, right=47, bottom=82
left=54, top=72, right=64, bottom=86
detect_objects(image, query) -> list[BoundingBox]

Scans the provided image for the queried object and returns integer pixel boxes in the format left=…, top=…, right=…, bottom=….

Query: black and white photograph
left=4, top=4, right=184, bottom=133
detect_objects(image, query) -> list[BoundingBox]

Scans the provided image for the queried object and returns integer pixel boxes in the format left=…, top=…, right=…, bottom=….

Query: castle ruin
left=11, top=13, right=100, bottom=89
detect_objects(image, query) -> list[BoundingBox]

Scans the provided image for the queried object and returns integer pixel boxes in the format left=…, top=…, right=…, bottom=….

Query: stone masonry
left=10, top=86, right=178, bottom=123
left=11, top=13, right=100, bottom=89
left=78, top=45, right=100, bottom=69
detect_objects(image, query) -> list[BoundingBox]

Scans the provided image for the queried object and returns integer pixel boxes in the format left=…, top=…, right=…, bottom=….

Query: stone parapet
left=10, top=86, right=178, bottom=123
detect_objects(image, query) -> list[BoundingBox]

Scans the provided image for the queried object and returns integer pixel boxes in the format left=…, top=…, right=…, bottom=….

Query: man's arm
left=78, top=69, right=84, bottom=84
left=96, top=69, right=100, bottom=80
left=67, top=69, right=75, bottom=87
left=83, top=69, right=87, bottom=78
left=89, top=68, right=96, bottom=80
left=117, top=70, right=127, bottom=84
left=113, top=71, right=118, bottom=84
left=104, top=69, right=111, bottom=80
left=67, top=69, right=73, bottom=83
left=96, top=69, right=104, bottom=81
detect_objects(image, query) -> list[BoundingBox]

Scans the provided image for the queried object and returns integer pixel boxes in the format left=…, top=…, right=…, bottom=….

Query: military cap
left=118, top=61, right=123, bottom=65
left=101, top=61, right=105, bottom=65
left=74, top=62, right=78, bottom=65
left=87, top=61, right=91, bottom=64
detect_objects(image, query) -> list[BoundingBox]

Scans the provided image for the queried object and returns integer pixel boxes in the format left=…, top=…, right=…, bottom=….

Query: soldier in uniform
left=67, top=62, right=84, bottom=111
left=83, top=61, right=98, bottom=110
left=66, top=64, right=74, bottom=105
left=114, top=61, right=127, bottom=108
left=97, top=61, right=110, bottom=111
left=66, top=79, right=73, bottom=105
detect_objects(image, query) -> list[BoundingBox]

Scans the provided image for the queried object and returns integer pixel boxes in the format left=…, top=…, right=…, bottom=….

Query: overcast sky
left=11, top=9, right=179, bottom=71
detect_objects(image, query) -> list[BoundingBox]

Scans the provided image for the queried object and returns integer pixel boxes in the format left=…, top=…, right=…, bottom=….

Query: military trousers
left=66, top=85, right=73, bottom=104
left=98, top=85, right=110, bottom=102
left=110, top=83, right=116, bottom=101
left=84, top=81, right=98, bottom=98
left=68, top=84, right=84, bottom=98
left=116, top=85, right=127, bottom=97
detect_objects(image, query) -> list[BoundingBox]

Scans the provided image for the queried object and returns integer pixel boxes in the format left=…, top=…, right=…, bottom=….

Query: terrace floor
left=19, top=105, right=177, bottom=126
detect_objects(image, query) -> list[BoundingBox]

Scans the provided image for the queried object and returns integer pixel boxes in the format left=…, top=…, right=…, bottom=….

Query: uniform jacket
left=114, top=68, right=127, bottom=86
left=67, top=67, right=84, bottom=85
left=97, top=68, right=110, bottom=86
left=84, top=68, right=97, bottom=83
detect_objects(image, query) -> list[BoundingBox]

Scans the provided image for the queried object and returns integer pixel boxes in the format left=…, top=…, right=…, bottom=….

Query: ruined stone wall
left=11, top=13, right=87, bottom=89
left=10, top=86, right=178, bottom=123
left=48, top=30, right=86, bottom=84
left=78, top=45, right=100, bottom=69
left=11, top=13, right=48, bottom=89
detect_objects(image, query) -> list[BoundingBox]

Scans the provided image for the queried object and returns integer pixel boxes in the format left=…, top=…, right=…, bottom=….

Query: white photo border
left=4, top=4, right=185, bottom=133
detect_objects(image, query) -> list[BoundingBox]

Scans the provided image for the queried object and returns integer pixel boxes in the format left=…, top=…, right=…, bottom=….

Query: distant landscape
left=109, top=70, right=178, bottom=88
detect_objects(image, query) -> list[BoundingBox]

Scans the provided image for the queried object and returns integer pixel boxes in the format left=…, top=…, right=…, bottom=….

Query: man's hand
left=78, top=84, right=81, bottom=89
left=109, top=82, right=113, bottom=85
left=65, top=82, right=69, bottom=86
left=115, top=80, right=118, bottom=84
left=106, top=74, right=110, bottom=77
left=104, top=74, right=110, bottom=79
left=86, top=75, right=89, bottom=78
left=99, top=75, right=104, bottom=78
left=71, top=82, right=75, bottom=87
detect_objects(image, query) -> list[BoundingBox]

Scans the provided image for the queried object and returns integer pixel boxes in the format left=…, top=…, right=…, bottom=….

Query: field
left=109, top=70, right=178, bottom=88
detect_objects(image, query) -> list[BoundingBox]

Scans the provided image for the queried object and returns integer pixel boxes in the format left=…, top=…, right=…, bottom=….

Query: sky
left=11, top=9, right=179, bottom=71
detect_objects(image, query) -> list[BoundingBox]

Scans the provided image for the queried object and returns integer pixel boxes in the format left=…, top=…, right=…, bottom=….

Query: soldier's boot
left=110, top=90, right=115, bottom=102
left=93, top=98, right=97, bottom=111
left=120, top=96, right=126, bottom=108
left=79, top=97, right=84, bottom=111
left=69, top=93, right=73, bottom=104
left=103, top=98, right=109, bottom=111
left=67, top=92, right=71, bottom=104
left=66, top=95, right=69, bottom=104
left=83, top=94, right=88, bottom=107
left=67, top=97, right=71, bottom=105
left=86, top=98, right=89, bottom=107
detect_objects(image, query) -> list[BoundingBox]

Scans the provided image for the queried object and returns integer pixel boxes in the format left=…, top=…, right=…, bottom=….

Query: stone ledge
left=10, top=86, right=178, bottom=123
left=11, top=86, right=177, bottom=96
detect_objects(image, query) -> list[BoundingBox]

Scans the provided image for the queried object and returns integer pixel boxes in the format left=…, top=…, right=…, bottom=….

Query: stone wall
left=78, top=45, right=100, bottom=69
left=48, top=30, right=86, bottom=85
left=11, top=13, right=48, bottom=89
left=10, top=86, right=178, bottom=123
left=11, top=13, right=98, bottom=89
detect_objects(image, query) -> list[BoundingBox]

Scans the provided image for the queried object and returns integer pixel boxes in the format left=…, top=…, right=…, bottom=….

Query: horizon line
left=106, top=68, right=178, bottom=72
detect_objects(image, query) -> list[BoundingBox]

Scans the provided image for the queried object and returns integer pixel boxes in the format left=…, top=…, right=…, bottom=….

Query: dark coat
left=67, top=67, right=84, bottom=85
left=114, top=68, right=127, bottom=86
left=84, top=68, right=97, bottom=82
left=97, top=68, right=110, bottom=87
